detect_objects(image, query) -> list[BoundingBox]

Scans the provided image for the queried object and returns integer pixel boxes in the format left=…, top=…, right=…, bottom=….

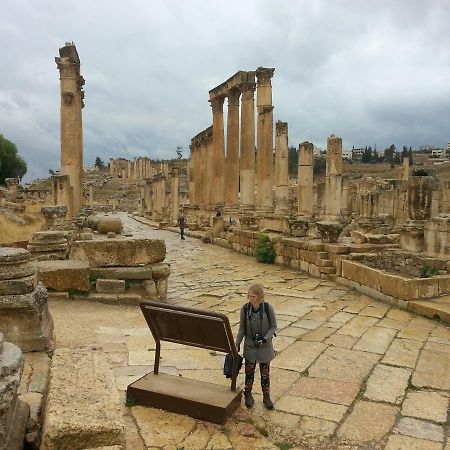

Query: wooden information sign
left=126, top=301, right=242, bottom=423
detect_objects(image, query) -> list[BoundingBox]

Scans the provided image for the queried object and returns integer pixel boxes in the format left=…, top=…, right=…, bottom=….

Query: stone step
left=40, top=348, right=125, bottom=450
left=96, top=279, right=126, bottom=294
left=408, top=297, right=450, bottom=324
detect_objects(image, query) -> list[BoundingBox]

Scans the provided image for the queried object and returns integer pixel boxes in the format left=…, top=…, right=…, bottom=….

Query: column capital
left=227, top=88, right=240, bottom=107
left=256, top=67, right=275, bottom=86
left=209, top=96, right=225, bottom=113
left=275, top=120, right=288, bottom=136
left=239, top=82, right=256, bottom=100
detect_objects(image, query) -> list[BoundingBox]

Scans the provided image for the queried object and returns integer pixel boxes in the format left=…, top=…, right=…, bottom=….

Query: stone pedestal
left=41, top=205, right=68, bottom=230
left=408, top=176, right=433, bottom=221
left=239, top=213, right=258, bottom=231
left=27, top=231, right=69, bottom=260
left=400, top=222, right=425, bottom=253
left=0, top=333, right=29, bottom=450
left=316, top=221, right=344, bottom=243
left=424, top=215, right=450, bottom=257
left=0, top=248, right=53, bottom=352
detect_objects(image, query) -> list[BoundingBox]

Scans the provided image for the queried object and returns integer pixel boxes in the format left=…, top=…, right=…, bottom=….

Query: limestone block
left=0, top=284, right=54, bottom=352
left=96, top=279, right=125, bottom=294
left=89, top=266, right=153, bottom=280
left=33, top=259, right=89, bottom=292
left=365, top=233, right=388, bottom=244
left=0, top=275, right=36, bottom=296
left=79, top=232, right=94, bottom=240
left=40, top=349, right=125, bottom=450
left=29, top=231, right=68, bottom=244
left=69, top=238, right=166, bottom=267
left=150, top=263, right=170, bottom=279
left=97, top=218, right=123, bottom=234
left=351, top=230, right=366, bottom=244
left=0, top=336, right=28, bottom=450
left=156, top=279, right=168, bottom=298
left=143, top=280, right=157, bottom=297
left=27, top=243, right=68, bottom=253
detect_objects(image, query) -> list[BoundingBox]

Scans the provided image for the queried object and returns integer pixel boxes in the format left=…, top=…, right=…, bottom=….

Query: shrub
left=255, top=234, right=276, bottom=264
left=420, top=265, right=438, bottom=278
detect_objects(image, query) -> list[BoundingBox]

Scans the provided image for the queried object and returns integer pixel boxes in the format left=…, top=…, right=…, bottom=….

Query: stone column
left=188, top=146, right=195, bottom=207
left=206, top=131, right=214, bottom=208
left=194, top=144, right=201, bottom=207
left=88, top=185, right=93, bottom=208
left=239, top=82, right=256, bottom=210
left=255, top=67, right=275, bottom=211
left=209, top=96, right=226, bottom=207
left=55, top=42, right=85, bottom=215
left=171, top=170, right=179, bottom=224
left=325, top=134, right=343, bottom=218
left=51, top=174, right=73, bottom=218
left=401, top=156, right=409, bottom=181
left=274, top=121, right=289, bottom=215
left=225, top=88, right=240, bottom=209
left=200, top=137, right=207, bottom=208
left=298, top=141, right=314, bottom=217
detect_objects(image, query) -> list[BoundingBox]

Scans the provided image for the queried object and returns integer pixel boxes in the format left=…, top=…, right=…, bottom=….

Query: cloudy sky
left=1, top=0, right=449, bottom=181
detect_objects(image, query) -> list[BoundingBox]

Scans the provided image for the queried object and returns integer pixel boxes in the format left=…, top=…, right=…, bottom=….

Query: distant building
left=342, top=149, right=352, bottom=160
left=432, top=149, right=446, bottom=158
left=313, top=146, right=322, bottom=157
left=352, top=148, right=364, bottom=160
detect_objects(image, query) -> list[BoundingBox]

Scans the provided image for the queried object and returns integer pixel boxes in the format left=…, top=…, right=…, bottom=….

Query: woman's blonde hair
left=248, top=283, right=264, bottom=299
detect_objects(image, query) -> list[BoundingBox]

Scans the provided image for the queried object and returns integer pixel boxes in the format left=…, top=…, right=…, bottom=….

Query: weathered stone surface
left=29, top=231, right=68, bottom=243
left=97, top=217, right=123, bottom=234
left=272, top=341, right=326, bottom=372
left=290, top=376, right=360, bottom=405
left=0, top=247, right=31, bottom=264
left=0, top=261, right=35, bottom=281
left=150, top=262, right=171, bottom=279
left=353, top=326, right=397, bottom=354
left=33, top=259, right=90, bottom=292
left=89, top=266, right=153, bottom=280
left=382, top=338, right=423, bottom=368
left=40, top=348, right=125, bottom=450
left=309, top=347, right=380, bottom=382
left=0, top=337, right=25, bottom=450
left=275, top=395, right=348, bottom=422
left=0, top=275, right=36, bottom=295
left=337, top=401, right=398, bottom=443
left=412, top=350, right=450, bottom=390
left=336, top=315, right=378, bottom=337
left=395, top=417, right=444, bottom=442
left=131, top=406, right=195, bottom=448
left=0, top=285, right=54, bottom=352
left=142, top=280, right=157, bottom=297
left=364, top=364, right=411, bottom=404
left=96, top=279, right=125, bottom=294
left=401, top=391, right=449, bottom=423
left=70, top=238, right=166, bottom=267
left=384, top=435, right=442, bottom=450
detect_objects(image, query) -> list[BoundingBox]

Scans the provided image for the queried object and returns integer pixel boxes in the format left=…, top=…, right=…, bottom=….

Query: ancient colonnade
left=109, top=157, right=169, bottom=180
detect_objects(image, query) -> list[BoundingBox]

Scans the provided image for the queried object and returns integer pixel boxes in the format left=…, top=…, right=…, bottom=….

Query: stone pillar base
left=400, top=221, right=425, bottom=252
left=289, top=218, right=310, bottom=237
left=316, top=221, right=344, bottom=243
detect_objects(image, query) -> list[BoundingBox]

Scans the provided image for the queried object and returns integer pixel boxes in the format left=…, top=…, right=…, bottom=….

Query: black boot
left=263, top=392, right=273, bottom=410
left=244, top=391, right=254, bottom=408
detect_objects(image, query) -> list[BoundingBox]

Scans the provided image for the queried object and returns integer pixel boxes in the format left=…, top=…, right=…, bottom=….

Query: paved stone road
left=50, top=215, right=450, bottom=450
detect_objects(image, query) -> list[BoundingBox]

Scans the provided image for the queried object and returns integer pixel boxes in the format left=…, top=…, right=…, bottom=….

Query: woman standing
left=235, top=284, right=277, bottom=409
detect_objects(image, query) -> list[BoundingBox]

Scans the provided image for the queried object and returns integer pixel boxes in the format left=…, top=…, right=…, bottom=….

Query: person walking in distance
left=177, top=212, right=186, bottom=240
left=235, top=284, right=277, bottom=409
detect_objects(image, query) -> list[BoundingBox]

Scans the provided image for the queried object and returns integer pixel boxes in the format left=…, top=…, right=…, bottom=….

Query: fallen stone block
left=89, top=266, right=153, bottom=280
left=69, top=238, right=166, bottom=267
left=33, top=259, right=89, bottom=292
left=40, top=348, right=125, bottom=450
left=96, top=279, right=125, bottom=294
left=97, top=217, right=123, bottom=235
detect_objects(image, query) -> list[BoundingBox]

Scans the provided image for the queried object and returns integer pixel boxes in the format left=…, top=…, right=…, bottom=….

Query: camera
left=253, top=333, right=263, bottom=346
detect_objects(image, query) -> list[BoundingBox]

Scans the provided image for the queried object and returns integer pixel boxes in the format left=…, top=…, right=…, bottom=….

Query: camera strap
left=245, top=302, right=264, bottom=338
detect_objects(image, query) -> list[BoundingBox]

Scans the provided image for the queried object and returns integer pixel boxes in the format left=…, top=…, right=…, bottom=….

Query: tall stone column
left=298, top=142, right=314, bottom=217
left=194, top=144, right=201, bottom=207
left=255, top=67, right=275, bottom=211
left=239, top=82, right=256, bottom=210
left=325, top=134, right=343, bottom=218
left=225, top=88, right=240, bottom=209
left=274, top=121, right=289, bottom=215
left=209, top=96, right=226, bottom=208
left=55, top=42, right=85, bottom=216
left=171, top=170, right=180, bottom=224
left=188, top=147, right=195, bottom=207
left=200, top=137, right=207, bottom=208
left=206, top=132, right=214, bottom=208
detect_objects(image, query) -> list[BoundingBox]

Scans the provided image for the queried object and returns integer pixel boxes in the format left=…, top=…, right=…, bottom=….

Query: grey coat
left=235, top=302, right=277, bottom=363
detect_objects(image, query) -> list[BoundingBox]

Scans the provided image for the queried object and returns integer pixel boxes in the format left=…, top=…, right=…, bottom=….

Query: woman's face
left=248, top=290, right=263, bottom=308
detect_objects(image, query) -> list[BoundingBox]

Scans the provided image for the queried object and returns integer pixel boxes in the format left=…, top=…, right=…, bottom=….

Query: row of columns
left=110, top=158, right=168, bottom=180
left=190, top=68, right=277, bottom=213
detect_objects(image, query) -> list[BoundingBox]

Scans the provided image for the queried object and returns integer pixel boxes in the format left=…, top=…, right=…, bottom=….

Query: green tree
left=313, top=157, right=326, bottom=177
left=0, top=135, right=27, bottom=184
left=94, top=156, right=105, bottom=169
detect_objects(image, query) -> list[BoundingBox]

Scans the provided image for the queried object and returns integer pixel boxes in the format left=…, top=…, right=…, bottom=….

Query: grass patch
left=125, top=395, right=137, bottom=407
left=420, top=265, right=439, bottom=278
